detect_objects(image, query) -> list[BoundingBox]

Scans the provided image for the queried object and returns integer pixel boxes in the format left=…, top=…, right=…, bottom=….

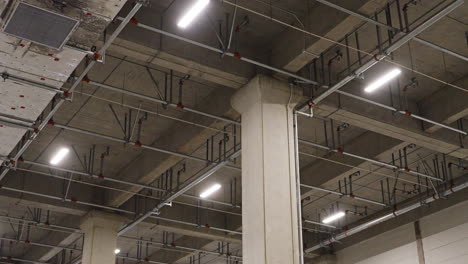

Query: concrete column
left=232, top=75, right=302, bottom=264
left=80, top=210, right=124, bottom=264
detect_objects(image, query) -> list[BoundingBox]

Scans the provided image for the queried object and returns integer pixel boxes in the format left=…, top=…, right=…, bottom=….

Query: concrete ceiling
left=0, top=0, right=467, bottom=263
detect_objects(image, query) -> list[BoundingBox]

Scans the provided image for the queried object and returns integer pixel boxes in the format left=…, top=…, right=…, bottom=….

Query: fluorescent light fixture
left=200, top=183, right=221, bottom=198
left=322, top=211, right=346, bottom=224
left=114, top=249, right=121, bottom=254
left=177, top=0, right=210, bottom=28
left=364, top=68, right=402, bottom=93
left=50, top=147, right=69, bottom=165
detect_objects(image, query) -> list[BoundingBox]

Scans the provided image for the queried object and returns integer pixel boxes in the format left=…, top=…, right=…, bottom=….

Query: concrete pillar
left=80, top=210, right=124, bottom=264
left=232, top=75, right=302, bottom=264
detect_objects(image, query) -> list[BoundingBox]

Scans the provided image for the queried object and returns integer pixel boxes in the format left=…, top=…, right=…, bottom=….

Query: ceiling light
left=200, top=183, right=221, bottom=198
left=364, top=68, right=402, bottom=93
left=322, top=211, right=346, bottom=224
left=50, top=147, right=69, bottom=165
left=177, top=0, right=210, bottom=29
left=114, top=249, right=121, bottom=254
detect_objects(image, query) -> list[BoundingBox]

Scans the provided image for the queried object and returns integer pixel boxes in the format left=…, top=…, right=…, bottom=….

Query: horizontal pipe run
left=0, top=185, right=242, bottom=235
left=116, top=17, right=324, bottom=87
left=300, top=183, right=387, bottom=207
left=0, top=236, right=81, bottom=252
left=84, top=79, right=241, bottom=126
left=49, top=122, right=241, bottom=172
left=305, top=180, right=468, bottom=253
left=19, top=160, right=240, bottom=209
left=298, top=139, right=441, bottom=182
left=121, top=236, right=243, bottom=260
left=335, top=90, right=467, bottom=135
left=304, top=219, right=336, bottom=229
left=0, top=214, right=81, bottom=233
left=2, top=72, right=64, bottom=94
left=1, top=256, right=48, bottom=264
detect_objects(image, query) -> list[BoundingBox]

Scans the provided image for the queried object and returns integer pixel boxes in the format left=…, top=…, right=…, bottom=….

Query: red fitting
left=20, top=95, right=25, bottom=98
left=405, top=110, right=412, bottom=116
left=170, top=243, right=176, bottom=248
left=20, top=106, right=25, bottom=110
left=18, top=157, right=24, bottom=163
left=134, top=141, right=142, bottom=147
left=47, top=120, right=55, bottom=126
left=63, top=91, right=71, bottom=98
left=349, top=193, right=355, bottom=198
left=98, top=174, right=105, bottom=179
left=54, top=58, right=60, bottom=62
left=86, top=12, right=92, bottom=16
left=19, top=44, right=25, bottom=47
left=82, top=75, right=90, bottom=83
left=71, top=198, right=78, bottom=203
left=176, top=103, right=184, bottom=109
left=405, top=168, right=411, bottom=172
left=129, top=17, right=139, bottom=25
left=337, top=148, right=344, bottom=154
left=40, top=77, right=46, bottom=81
left=233, top=52, right=241, bottom=59
left=93, top=53, right=102, bottom=61
left=10, top=107, right=16, bottom=110
left=9, top=160, right=15, bottom=165
left=48, top=53, right=53, bottom=57
left=34, top=128, right=39, bottom=134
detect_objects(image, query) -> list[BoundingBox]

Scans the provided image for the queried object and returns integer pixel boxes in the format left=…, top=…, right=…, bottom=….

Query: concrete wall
left=335, top=201, right=468, bottom=264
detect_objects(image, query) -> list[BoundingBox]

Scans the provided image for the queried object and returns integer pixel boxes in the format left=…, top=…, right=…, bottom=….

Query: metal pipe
left=412, top=37, right=468, bottom=62
left=0, top=3, right=143, bottom=181
left=118, top=149, right=241, bottom=236
left=0, top=214, right=80, bottom=233
left=293, top=111, right=305, bottom=264
left=116, top=17, right=324, bottom=87
left=300, top=0, right=463, bottom=106
left=334, top=90, right=467, bottom=135
left=1, top=72, right=64, bottom=94
left=49, top=122, right=240, bottom=172
left=298, top=139, right=441, bottom=182
left=300, top=183, right=387, bottom=207
left=0, top=185, right=241, bottom=235
left=314, top=0, right=398, bottom=33
left=305, top=180, right=468, bottom=253
left=19, top=160, right=240, bottom=209
left=84, top=79, right=240, bottom=126
left=304, top=219, right=336, bottom=229
left=0, top=256, right=48, bottom=264
left=0, top=236, right=81, bottom=252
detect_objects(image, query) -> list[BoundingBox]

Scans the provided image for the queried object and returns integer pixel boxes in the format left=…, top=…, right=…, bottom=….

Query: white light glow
left=50, top=147, right=69, bottom=165
left=114, top=249, right=121, bottom=254
left=322, top=211, right=346, bottom=224
left=200, top=183, right=221, bottom=198
left=364, top=68, right=402, bottom=93
left=177, top=0, right=210, bottom=29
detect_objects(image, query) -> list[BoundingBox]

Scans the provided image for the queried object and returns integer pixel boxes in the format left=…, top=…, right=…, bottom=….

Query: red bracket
left=47, top=120, right=55, bottom=126
left=82, top=75, right=90, bottom=83
left=134, top=141, right=142, bottom=147
left=233, top=52, right=242, bottom=59
left=129, top=17, right=139, bottom=25
left=404, top=110, right=412, bottom=116
left=176, top=103, right=185, bottom=109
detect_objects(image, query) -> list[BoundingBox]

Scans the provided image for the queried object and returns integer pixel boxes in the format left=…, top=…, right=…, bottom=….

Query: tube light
left=200, top=183, right=221, bottom=198
left=177, top=0, right=210, bottom=29
left=50, top=147, right=69, bottom=165
left=322, top=211, right=346, bottom=224
left=114, top=249, right=121, bottom=254
left=364, top=68, right=401, bottom=93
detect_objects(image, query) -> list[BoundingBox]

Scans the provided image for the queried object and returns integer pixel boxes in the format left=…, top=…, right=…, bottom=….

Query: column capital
left=80, top=210, right=124, bottom=232
left=231, top=74, right=301, bottom=114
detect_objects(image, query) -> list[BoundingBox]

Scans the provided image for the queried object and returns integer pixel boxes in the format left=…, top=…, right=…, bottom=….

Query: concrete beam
left=314, top=82, right=468, bottom=159
left=100, top=38, right=249, bottom=89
